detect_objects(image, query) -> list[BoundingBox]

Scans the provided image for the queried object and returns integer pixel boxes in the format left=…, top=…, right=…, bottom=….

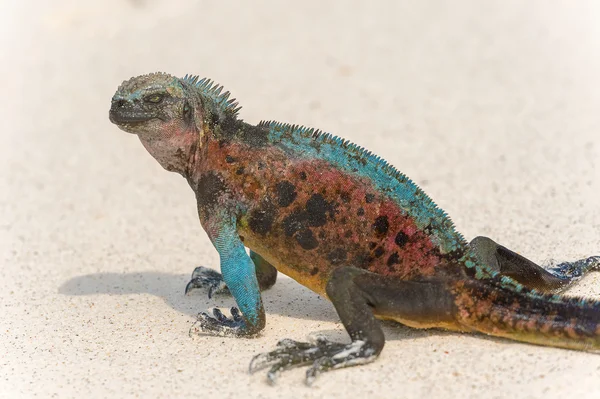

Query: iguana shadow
left=58, top=271, right=339, bottom=322
left=59, top=272, right=519, bottom=346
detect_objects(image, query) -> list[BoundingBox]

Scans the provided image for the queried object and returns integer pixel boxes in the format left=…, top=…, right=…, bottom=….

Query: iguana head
left=109, top=72, right=197, bottom=136
left=109, top=72, right=241, bottom=175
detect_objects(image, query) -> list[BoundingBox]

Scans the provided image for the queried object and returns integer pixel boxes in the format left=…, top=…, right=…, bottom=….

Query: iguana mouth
left=109, top=111, right=156, bottom=124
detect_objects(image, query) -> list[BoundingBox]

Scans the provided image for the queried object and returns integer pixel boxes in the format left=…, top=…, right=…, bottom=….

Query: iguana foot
left=546, top=256, right=600, bottom=281
left=189, top=307, right=247, bottom=337
left=184, top=266, right=229, bottom=298
left=249, top=337, right=378, bottom=385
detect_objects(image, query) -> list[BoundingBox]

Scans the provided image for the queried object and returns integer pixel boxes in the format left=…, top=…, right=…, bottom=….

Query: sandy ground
left=2, top=1, right=600, bottom=398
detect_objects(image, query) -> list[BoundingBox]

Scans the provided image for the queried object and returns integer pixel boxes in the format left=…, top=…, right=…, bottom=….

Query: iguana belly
left=239, top=231, right=331, bottom=297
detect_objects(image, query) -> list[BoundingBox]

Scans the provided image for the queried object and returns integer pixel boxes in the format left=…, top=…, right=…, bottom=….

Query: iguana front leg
left=185, top=251, right=278, bottom=298
left=189, top=213, right=266, bottom=337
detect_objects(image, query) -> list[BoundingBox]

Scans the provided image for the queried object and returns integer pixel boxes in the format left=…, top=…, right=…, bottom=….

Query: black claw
left=231, top=307, right=242, bottom=322
left=267, top=366, right=281, bottom=385
left=184, top=280, right=196, bottom=295
left=212, top=308, right=227, bottom=322
left=185, top=277, right=206, bottom=296
left=306, top=356, right=331, bottom=385
left=249, top=353, right=271, bottom=374
left=305, top=366, right=319, bottom=386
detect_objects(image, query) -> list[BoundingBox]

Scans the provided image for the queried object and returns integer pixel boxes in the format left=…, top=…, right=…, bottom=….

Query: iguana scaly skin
left=109, top=72, right=600, bottom=385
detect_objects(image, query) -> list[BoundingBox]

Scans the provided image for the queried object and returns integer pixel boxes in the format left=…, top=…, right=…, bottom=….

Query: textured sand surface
left=2, top=1, right=600, bottom=398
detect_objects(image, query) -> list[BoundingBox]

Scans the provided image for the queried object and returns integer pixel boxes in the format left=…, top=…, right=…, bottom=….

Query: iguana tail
left=452, top=277, right=600, bottom=351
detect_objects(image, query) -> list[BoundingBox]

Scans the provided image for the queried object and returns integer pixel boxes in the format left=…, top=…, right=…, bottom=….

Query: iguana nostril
left=116, top=99, right=127, bottom=108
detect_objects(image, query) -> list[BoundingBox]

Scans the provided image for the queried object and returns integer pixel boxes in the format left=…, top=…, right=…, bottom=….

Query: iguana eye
left=145, top=93, right=164, bottom=104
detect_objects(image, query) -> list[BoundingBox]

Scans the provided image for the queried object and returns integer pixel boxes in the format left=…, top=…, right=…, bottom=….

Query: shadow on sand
left=59, top=271, right=339, bottom=322
left=59, top=270, right=518, bottom=346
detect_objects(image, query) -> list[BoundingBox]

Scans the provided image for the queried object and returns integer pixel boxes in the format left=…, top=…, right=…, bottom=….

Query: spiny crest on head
left=182, top=74, right=242, bottom=116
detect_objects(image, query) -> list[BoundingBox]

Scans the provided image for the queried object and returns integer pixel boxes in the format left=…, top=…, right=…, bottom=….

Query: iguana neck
left=138, top=127, right=200, bottom=177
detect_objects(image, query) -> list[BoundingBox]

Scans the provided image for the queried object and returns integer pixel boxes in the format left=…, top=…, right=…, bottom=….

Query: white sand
left=2, top=1, right=600, bottom=398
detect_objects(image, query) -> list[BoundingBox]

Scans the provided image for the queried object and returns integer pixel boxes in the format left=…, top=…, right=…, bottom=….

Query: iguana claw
left=184, top=266, right=229, bottom=298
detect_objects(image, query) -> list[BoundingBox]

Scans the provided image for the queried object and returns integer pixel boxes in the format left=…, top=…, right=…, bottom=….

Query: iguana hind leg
left=249, top=266, right=457, bottom=385
left=185, top=250, right=278, bottom=297
left=470, top=236, right=600, bottom=292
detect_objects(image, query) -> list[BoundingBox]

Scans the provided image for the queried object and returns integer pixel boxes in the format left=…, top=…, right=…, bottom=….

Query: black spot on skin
left=248, top=200, right=276, bottom=236
left=365, top=193, right=375, bottom=203
left=357, top=208, right=365, bottom=216
left=318, top=230, right=326, bottom=239
left=225, top=155, right=236, bottom=163
left=236, top=167, right=245, bottom=175
left=374, top=246, right=385, bottom=258
left=310, top=267, right=319, bottom=276
left=299, top=171, right=307, bottom=180
left=295, top=229, right=318, bottom=250
left=344, top=230, right=353, bottom=238
left=239, top=235, right=245, bottom=242
left=387, top=252, right=400, bottom=268
left=340, top=191, right=351, bottom=203
left=282, top=211, right=305, bottom=237
left=305, top=193, right=336, bottom=227
left=258, top=161, right=265, bottom=170
left=282, top=195, right=337, bottom=241
left=369, top=242, right=377, bottom=250
left=196, top=172, right=226, bottom=211
left=275, top=181, right=297, bottom=207
left=395, top=231, right=409, bottom=247
left=327, top=248, right=347, bottom=265
left=372, top=216, right=389, bottom=237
